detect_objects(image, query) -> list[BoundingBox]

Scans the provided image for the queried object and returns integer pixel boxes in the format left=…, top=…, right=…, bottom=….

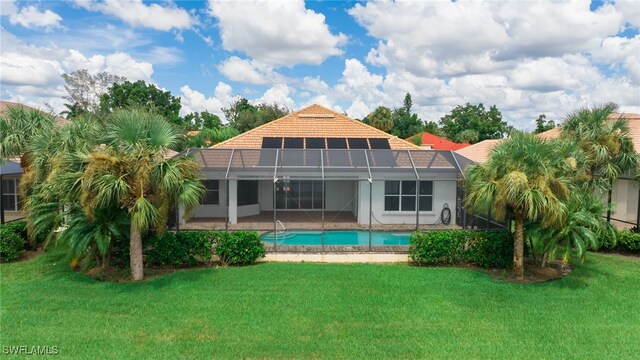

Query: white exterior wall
left=357, top=179, right=457, bottom=225
left=611, top=178, right=639, bottom=223
left=192, top=180, right=227, bottom=219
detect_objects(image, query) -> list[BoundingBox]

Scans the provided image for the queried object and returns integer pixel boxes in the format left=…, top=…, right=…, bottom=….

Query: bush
left=215, top=231, right=265, bottom=265
left=409, top=229, right=513, bottom=268
left=617, top=231, right=640, bottom=253
left=465, top=230, right=513, bottom=268
left=0, top=227, right=24, bottom=262
left=145, top=231, right=215, bottom=267
left=1, top=221, right=27, bottom=240
left=409, top=230, right=466, bottom=265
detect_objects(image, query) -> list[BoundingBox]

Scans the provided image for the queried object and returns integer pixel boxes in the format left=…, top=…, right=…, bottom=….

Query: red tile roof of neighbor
left=212, top=104, right=419, bottom=150
left=455, top=113, right=640, bottom=164
left=406, top=132, right=470, bottom=151
left=0, top=100, right=69, bottom=127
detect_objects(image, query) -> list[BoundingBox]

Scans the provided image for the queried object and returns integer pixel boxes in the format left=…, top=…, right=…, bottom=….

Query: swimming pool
left=260, top=231, right=411, bottom=246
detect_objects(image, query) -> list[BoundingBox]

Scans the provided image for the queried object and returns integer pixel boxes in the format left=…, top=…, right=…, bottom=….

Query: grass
left=1, top=249, right=639, bottom=359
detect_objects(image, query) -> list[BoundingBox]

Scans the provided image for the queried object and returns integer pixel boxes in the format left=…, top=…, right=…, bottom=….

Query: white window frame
left=384, top=180, right=433, bottom=212
left=2, top=178, right=20, bottom=211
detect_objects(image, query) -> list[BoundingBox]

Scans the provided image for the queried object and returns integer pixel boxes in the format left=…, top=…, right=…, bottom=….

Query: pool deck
left=263, top=243, right=409, bottom=253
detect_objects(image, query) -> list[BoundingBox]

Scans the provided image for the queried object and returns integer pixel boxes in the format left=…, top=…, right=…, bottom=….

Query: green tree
left=62, top=69, right=125, bottom=116
left=390, top=93, right=425, bottom=139
left=363, top=106, right=394, bottom=132
left=423, top=121, right=442, bottom=137
left=183, top=111, right=222, bottom=131
left=560, top=104, right=639, bottom=191
left=465, top=133, right=571, bottom=278
left=78, top=110, right=204, bottom=280
left=223, top=99, right=289, bottom=133
left=440, top=103, right=507, bottom=143
left=99, top=80, right=183, bottom=127
left=533, top=114, right=556, bottom=134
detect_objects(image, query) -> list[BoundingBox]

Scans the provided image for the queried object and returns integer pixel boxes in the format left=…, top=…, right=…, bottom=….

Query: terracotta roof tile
left=0, top=100, right=69, bottom=127
left=212, top=104, right=419, bottom=150
left=454, top=139, right=503, bottom=164
left=406, top=131, right=470, bottom=151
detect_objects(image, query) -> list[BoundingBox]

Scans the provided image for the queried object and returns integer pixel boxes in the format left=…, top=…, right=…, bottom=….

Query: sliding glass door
left=275, top=180, right=324, bottom=210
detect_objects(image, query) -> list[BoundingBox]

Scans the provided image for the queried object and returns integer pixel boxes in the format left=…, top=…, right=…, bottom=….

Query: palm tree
left=465, top=133, right=572, bottom=279
left=528, top=189, right=614, bottom=267
left=79, top=110, right=204, bottom=280
left=561, top=104, right=639, bottom=191
left=364, top=106, right=394, bottom=132
left=0, top=106, right=55, bottom=166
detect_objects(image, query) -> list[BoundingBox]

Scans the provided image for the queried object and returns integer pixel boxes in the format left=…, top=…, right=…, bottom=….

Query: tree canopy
left=439, top=103, right=507, bottom=144
left=363, top=106, right=394, bottom=132
left=222, top=98, right=290, bottom=133
left=99, top=80, right=183, bottom=127
left=62, top=70, right=125, bottom=117
left=533, top=114, right=556, bottom=134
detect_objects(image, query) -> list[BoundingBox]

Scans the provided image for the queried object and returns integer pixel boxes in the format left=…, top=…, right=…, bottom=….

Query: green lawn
left=1, top=249, right=639, bottom=359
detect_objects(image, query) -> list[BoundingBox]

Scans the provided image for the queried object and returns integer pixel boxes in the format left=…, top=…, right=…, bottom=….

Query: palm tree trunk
left=130, top=223, right=144, bottom=281
left=513, top=214, right=525, bottom=279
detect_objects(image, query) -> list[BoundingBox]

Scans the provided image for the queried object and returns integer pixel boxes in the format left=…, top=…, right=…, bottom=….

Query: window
left=384, top=180, right=433, bottom=212
left=238, top=180, right=259, bottom=206
left=201, top=180, right=219, bottom=205
left=2, top=178, right=20, bottom=211
left=275, top=180, right=323, bottom=210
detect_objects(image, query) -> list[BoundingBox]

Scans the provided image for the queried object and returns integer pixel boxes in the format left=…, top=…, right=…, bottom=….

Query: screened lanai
left=178, top=147, right=473, bottom=249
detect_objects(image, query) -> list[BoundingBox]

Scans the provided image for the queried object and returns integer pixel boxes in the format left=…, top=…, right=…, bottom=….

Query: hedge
left=616, top=231, right=640, bottom=253
left=144, top=230, right=264, bottom=267
left=409, top=229, right=513, bottom=268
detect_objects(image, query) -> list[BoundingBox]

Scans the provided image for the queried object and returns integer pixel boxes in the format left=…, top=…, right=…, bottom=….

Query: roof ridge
left=212, top=103, right=420, bottom=149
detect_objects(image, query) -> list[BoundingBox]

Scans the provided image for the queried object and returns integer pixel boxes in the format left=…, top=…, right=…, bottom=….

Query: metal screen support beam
left=364, top=149, right=372, bottom=181
left=369, top=178, right=373, bottom=252
left=407, top=151, right=420, bottom=232
left=273, top=149, right=280, bottom=179
left=225, top=149, right=235, bottom=180
left=273, top=178, right=277, bottom=251
left=0, top=175, right=4, bottom=224
left=320, top=149, right=325, bottom=252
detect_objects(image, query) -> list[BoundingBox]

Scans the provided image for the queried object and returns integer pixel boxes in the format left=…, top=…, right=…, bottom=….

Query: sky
left=1, top=0, right=639, bottom=131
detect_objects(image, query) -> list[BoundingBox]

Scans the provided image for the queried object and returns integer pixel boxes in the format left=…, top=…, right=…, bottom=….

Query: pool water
left=260, top=231, right=411, bottom=246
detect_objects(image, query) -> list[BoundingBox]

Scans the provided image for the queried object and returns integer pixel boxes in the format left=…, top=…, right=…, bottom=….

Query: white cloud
left=616, top=0, right=640, bottom=28
left=254, top=84, right=295, bottom=108
left=0, top=52, right=63, bottom=86
left=179, top=82, right=235, bottom=119
left=208, top=0, right=346, bottom=66
left=73, top=0, right=194, bottom=31
left=8, top=5, right=63, bottom=30
left=142, top=46, right=184, bottom=66
left=217, top=56, right=286, bottom=85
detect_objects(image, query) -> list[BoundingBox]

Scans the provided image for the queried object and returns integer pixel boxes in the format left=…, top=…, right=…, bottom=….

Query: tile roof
left=212, top=104, right=419, bottom=150
left=406, top=131, right=470, bottom=151
left=0, top=100, right=69, bottom=127
left=453, top=139, right=503, bottom=164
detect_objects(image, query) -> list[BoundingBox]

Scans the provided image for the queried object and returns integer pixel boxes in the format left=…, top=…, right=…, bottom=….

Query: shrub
left=0, top=227, right=24, bottom=262
left=465, top=230, right=513, bottom=268
left=409, top=230, right=466, bottom=265
left=215, top=231, right=264, bottom=265
left=145, top=231, right=215, bottom=267
left=1, top=221, right=27, bottom=241
left=409, top=229, right=513, bottom=268
left=617, top=231, right=640, bottom=253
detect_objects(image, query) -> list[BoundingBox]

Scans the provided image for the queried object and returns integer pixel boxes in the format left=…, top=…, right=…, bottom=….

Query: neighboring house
left=538, top=113, right=640, bottom=227
left=0, top=100, right=68, bottom=223
left=182, top=104, right=470, bottom=229
left=455, top=113, right=640, bottom=228
left=453, top=139, right=503, bottom=164
left=406, top=132, right=470, bottom=151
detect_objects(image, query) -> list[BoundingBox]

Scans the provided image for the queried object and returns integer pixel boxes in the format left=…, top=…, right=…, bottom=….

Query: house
left=454, top=113, right=640, bottom=229
left=181, top=104, right=470, bottom=231
left=453, top=139, right=503, bottom=164
left=406, top=132, right=469, bottom=151
left=538, top=113, right=640, bottom=228
left=0, top=100, right=69, bottom=223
